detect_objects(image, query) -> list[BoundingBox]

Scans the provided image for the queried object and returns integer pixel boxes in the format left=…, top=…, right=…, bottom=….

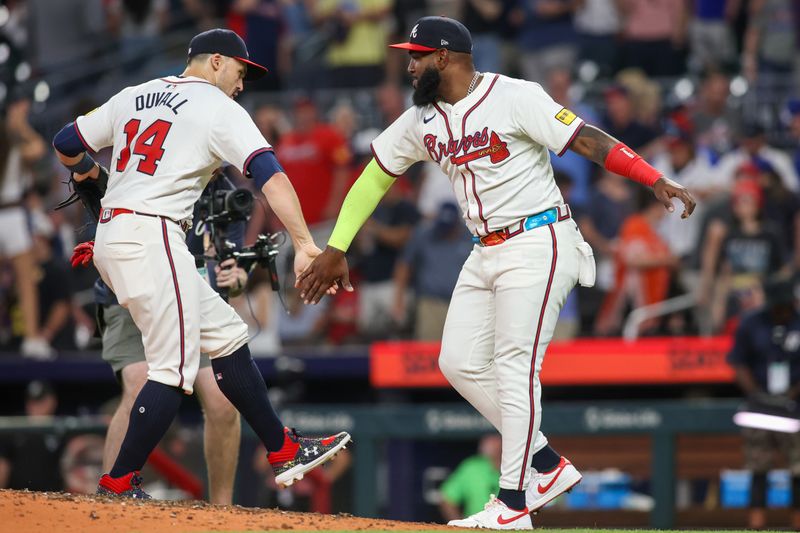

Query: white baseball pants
left=93, top=213, right=249, bottom=394
left=439, top=218, right=588, bottom=491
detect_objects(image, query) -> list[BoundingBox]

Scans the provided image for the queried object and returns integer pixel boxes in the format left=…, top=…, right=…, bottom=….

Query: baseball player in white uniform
left=52, top=29, right=350, bottom=498
left=298, top=17, right=696, bottom=529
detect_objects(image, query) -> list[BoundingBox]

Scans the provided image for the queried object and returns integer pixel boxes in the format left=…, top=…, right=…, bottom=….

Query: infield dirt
left=1, top=489, right=449, bottom=532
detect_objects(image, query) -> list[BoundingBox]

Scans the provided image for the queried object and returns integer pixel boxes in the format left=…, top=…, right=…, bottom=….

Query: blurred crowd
left=1, top=0, right=800, bottom=357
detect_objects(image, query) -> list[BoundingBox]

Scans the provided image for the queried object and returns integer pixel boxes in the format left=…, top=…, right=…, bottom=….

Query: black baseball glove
left=55, top=165, right=109, bottom=222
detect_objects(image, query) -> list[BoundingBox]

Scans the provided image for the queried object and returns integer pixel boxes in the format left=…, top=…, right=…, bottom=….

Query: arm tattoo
left=568, top=125, right=620, bottom=166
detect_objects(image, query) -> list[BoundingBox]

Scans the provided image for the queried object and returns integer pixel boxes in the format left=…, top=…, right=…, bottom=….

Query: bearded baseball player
left=52, top=29, right=350, bottom=498
left=297, top=17, right=696, bottom=529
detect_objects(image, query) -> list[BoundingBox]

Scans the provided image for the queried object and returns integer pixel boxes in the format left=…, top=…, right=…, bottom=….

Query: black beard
left=413, top=67, right=441, bottom=107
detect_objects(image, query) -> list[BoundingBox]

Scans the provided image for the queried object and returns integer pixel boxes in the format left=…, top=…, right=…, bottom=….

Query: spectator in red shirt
left=277, top=98, right=353, bottom=233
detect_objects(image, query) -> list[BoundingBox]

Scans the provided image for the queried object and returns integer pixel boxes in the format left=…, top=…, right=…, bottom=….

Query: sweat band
left=327, top=159, right=395, bottom=252
left=604, top=142, right=662, bottom=187
left=66, top=153, right=97, bottom=175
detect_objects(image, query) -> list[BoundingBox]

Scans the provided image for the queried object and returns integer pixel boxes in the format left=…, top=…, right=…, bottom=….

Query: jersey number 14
left=116, top=118, right=173, bottom=175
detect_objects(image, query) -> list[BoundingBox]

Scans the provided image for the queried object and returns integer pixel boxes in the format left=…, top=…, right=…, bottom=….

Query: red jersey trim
left=460, top=74, right=500, bottom=132
left=243, top=147, right=274, bottom=175
left=73, top=121, right=92, bottom=152
left=556, top=121, right=585, bottom=157
left=459, top=74, right=499, bottom=236
left=431, top=102, right=453, bottom=139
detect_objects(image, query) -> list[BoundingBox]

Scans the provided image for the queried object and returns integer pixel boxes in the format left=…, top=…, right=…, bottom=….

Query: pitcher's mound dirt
left=1, top=490, right=449, bottom=532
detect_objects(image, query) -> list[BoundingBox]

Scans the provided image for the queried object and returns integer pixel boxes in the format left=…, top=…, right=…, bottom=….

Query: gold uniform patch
left=555, top=108, right=577, bottom=126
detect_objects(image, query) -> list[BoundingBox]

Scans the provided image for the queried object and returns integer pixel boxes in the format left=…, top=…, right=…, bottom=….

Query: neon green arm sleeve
left=327, top=158, right=396, bottom=252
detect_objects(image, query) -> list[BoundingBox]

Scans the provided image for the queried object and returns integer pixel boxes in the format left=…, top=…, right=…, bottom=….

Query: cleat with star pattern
left=268, top=427, right=351, bottom=488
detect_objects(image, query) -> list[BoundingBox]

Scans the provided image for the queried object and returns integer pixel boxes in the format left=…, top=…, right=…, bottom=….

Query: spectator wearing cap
left=601, top=84, right=660, bottom=152
left=702, top=178, right=789, bottom=332
left=393, top=202, right=473, bottom=341
left=727, top=276, right=800, bottom=530
left=0, top=381, right=65, bottom=491
left=713, top=121, right=800, bottom=193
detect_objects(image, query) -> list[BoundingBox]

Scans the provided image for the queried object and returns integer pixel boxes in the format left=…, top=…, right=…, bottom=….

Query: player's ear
left=210, top=53, right=223, bottom=72
left=437, top=49, right=449, bottom=70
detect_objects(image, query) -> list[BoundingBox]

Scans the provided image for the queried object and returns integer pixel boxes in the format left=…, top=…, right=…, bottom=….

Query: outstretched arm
left=249, top=151, right=322, bottom=280
left=296, top=159, right=396, bottom=304
left=568, top=125, right=696, bottom=218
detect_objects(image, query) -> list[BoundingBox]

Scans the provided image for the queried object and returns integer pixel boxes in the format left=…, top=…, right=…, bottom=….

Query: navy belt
left=472, top=205, right=571, bottom=247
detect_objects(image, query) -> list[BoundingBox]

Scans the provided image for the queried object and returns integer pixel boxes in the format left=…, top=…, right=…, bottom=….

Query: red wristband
left=604, top=142, right=661, bottom=187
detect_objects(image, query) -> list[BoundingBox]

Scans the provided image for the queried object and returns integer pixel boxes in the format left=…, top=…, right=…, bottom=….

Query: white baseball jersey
left=75, top=75, right=271, bottom=221
left=370, top=74, right=585, bottom=236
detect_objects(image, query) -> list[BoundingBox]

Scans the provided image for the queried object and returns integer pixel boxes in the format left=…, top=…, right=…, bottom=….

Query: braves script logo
left=410, top=24, right=418, bottom=38
left=424, top=128, right=510, bottom=166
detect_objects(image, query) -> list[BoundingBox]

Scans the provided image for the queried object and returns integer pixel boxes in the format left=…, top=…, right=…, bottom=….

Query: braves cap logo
left=410, top=24, right=418, bottom=38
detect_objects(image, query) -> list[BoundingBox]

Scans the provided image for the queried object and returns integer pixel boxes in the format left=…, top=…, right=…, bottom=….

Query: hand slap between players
left=653, top=176, right=697, bottom=219
left=296, top=246, right=353, bottom=304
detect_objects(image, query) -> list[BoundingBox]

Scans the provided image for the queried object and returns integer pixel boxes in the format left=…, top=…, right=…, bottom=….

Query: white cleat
left=525, top=456, right=582, bottom=512
left=447, top=495, right=532, bottom=530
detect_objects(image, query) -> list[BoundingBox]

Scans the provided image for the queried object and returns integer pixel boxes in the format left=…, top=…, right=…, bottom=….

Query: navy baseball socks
left=99, top=380, right=184, bottom=498
left=211, top=344, right=285, bottom=450
left=531, top=445, right=560, bottom=472
left=454, top=446, right=580, bottom=513
left=99, top=344, right=351, bottom=497
left=498, top=489, right=526, bottom=511
left=212, top=344, right=351, bottom=487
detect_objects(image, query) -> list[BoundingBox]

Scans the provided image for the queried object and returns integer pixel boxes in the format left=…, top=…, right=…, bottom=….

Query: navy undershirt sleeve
left=247, top=150, right=284, bottom=189
left=53, top=122, right=88, bottom=157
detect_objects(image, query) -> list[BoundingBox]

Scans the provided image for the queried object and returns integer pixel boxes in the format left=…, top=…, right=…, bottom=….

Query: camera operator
left=92, top=170, right=247, bottom=504
left=727, top=276, right=800, bottom=530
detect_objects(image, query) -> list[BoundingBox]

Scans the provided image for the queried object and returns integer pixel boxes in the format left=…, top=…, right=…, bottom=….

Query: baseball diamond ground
left=0, top=490, right=763, bottom=533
